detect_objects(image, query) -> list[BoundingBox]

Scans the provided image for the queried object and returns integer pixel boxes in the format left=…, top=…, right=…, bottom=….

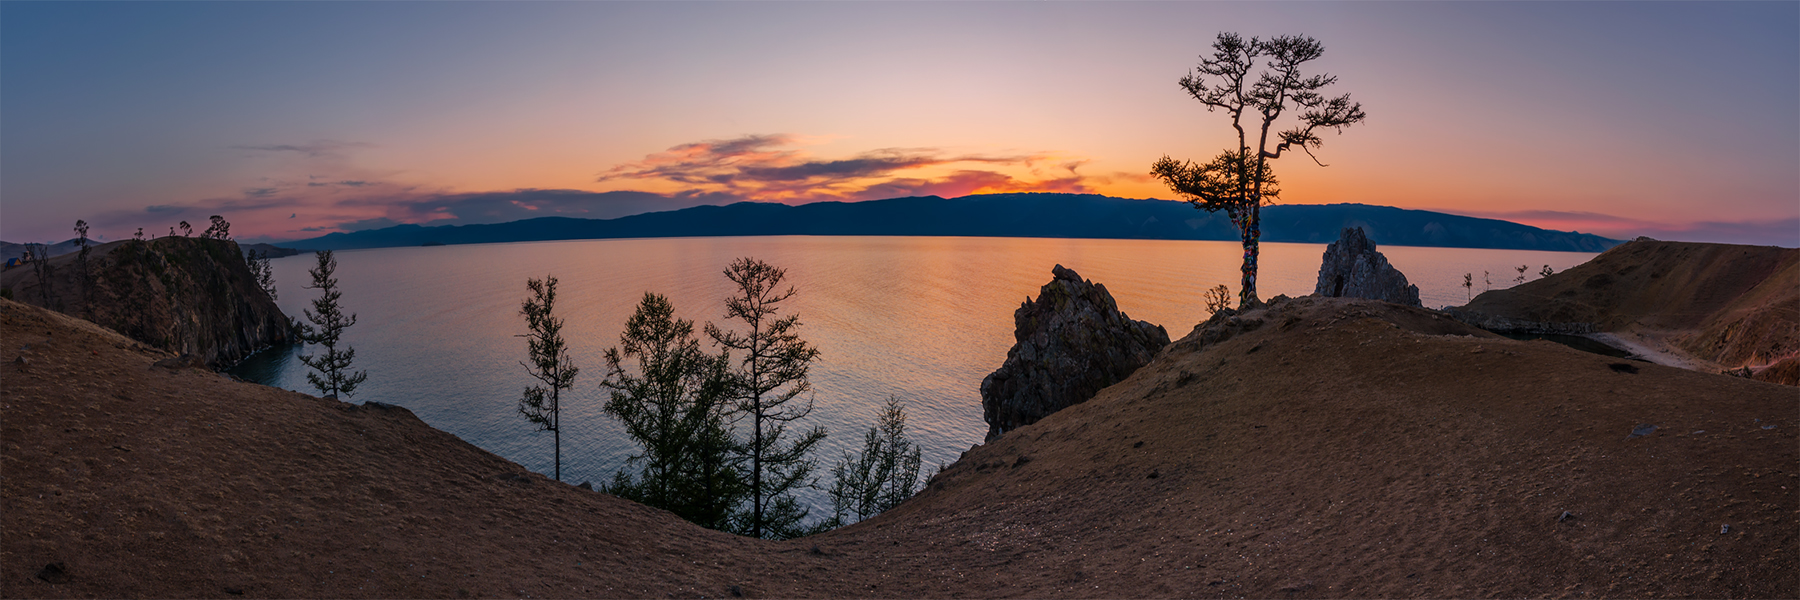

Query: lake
left=231, top=235, right=1597, bottom=516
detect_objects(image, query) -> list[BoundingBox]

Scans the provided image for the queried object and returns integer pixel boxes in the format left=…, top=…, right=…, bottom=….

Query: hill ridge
left=283, top=194, right=1623, bottom=253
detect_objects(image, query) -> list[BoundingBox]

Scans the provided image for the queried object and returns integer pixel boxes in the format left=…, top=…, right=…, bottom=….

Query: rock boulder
left=1314, top=227, right=1421, bottom=307
left=980, top=265, right=1169, bottom=442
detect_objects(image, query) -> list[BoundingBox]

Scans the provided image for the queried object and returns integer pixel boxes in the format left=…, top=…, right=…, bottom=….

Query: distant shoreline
left=278, top=194, right=1627, bottom=253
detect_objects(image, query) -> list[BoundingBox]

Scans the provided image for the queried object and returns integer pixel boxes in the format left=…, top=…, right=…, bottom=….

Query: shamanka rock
left=980, top=265, right=1169, bottom=442
left=1314, top=227, right=1421, bottom=307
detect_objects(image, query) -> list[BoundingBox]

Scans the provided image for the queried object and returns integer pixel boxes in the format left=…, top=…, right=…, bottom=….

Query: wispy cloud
left=598, top=134, right=1096, bottom=202
left=231, top=140, right=372, bottom=159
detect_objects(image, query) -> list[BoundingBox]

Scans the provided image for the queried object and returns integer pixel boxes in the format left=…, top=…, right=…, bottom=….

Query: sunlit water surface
left=232, top=236, right=1595, bottom=517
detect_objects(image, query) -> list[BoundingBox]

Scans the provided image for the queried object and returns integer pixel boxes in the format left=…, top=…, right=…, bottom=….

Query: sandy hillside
left=4, top=295, right=1796, bottom=598
left=1459, top=240, right=1798, bottom=378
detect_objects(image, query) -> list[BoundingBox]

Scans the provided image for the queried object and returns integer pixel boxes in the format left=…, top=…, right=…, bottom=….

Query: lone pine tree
left=1152, top=32, right=1366, bottom=308
left=518, top=275, right=578, bottom=481
left=706, top=257, right=826, bottom=540
left=296, top=250, right=368, bottom=399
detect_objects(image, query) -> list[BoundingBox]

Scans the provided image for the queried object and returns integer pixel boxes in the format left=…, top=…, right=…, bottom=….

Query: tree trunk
left=553, top=388, right=561, bottom=481
left=752, top=409, right=763, bottom=538
left=1241, top=201, right=1261, bottom=307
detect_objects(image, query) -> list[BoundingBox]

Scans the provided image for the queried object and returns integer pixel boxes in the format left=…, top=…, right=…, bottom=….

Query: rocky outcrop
left=0, top=237, right=289, bottom=368
left=980, top=265, right=1169, bottom=442
left=1313, top=227, right=1421, bottom=307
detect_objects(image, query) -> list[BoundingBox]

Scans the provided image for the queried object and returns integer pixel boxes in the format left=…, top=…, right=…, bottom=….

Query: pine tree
left=27, top=243, right=55, bottom=307
left=705, top=257, right=826, bottom=539
left=296, top=250, right=367, bottom=399
left=202, top=215, right=231, bottom=240
left=601, top=293, right=744, bottom=530
left=826, top=396, right=924, bottom=528
left=73, top=220, right=94, bottom=314
left=1152, top=33, right=1366, bottom=308
left=248, top=250, right=277, bottom=300
left=518, top=275, right=578, bottom=481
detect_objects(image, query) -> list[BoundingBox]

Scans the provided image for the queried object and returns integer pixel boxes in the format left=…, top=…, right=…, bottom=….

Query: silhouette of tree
left=1152, top=33, right=1366, bottom=307
left=202, top=215, right=231, bottom=240
left=73, top=220, right=94, bottom=313
left=1203, top=284, right=1233, bottom=317
left=248, top=250, right=276, bottom=300
left=178, top=221, right=192, bottom=237
left=825, top=396, right=923, bottom=528
left=518, top=275, right=579, bottom=481
left=296, top=250, right=367, bottom=399
left=601, top=292, right=744, bottom=531
left=706, top=257, right=826, bottom=540
left=26, top=243, right=55, bottom=307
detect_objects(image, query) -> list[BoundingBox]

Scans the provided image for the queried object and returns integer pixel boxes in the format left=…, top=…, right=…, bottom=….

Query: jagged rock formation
left=979, top=265, right=1168, bottom=442
left=0, top=237, right=288, bottom=367
left=1313, top=226, right=1421, bottom=307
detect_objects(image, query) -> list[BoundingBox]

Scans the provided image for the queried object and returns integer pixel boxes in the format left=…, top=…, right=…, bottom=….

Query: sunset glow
left=2, top=2, right=1794, bottom=246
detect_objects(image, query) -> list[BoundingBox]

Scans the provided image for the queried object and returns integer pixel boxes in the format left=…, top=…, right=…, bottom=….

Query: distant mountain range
left=277, top=193, right=1622, bottom=252
left=0, top=239, right=87, bottom=263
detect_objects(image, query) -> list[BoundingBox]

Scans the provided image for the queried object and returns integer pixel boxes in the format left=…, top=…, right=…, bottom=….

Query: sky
left=2, top=1, right=1795, bottom=247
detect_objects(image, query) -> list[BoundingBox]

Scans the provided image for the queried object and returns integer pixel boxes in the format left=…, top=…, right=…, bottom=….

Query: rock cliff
left=0, top=237, right=289, bottom=367
left=1313, top=226, right=1421, bottom=306
left=979, top=265, right=1168, bottom=441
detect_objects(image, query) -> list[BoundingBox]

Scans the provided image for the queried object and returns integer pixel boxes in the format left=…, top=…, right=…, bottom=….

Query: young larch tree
left=518, top=275, right=579, bottom=481
left=705, top=257, right=826, bottom=540
left=296, top=250, right=368, bottom=399
left=600, top=292, right=744, bottom=531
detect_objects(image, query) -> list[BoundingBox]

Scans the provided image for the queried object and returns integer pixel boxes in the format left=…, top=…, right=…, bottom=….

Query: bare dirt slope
left=1459, top=240, right=1798, bottom=376
left=5, top=296, right=1796, bottom=598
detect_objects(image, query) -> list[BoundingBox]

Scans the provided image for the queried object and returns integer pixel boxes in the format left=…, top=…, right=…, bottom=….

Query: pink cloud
left=598, top=134, right=1097, bottom=202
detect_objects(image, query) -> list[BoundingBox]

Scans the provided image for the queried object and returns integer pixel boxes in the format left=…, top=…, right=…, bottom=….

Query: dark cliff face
left=0, top=237, right=289, bottom=368
left=979, top=265, right=1170, bottom=442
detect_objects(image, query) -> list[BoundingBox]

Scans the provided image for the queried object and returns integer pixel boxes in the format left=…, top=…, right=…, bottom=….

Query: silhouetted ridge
left=287, top=193, right=1622, bottom=252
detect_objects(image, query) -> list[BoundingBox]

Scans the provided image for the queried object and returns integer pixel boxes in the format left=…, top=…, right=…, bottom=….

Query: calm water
left=231, top=235, right=1596, bottom=515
